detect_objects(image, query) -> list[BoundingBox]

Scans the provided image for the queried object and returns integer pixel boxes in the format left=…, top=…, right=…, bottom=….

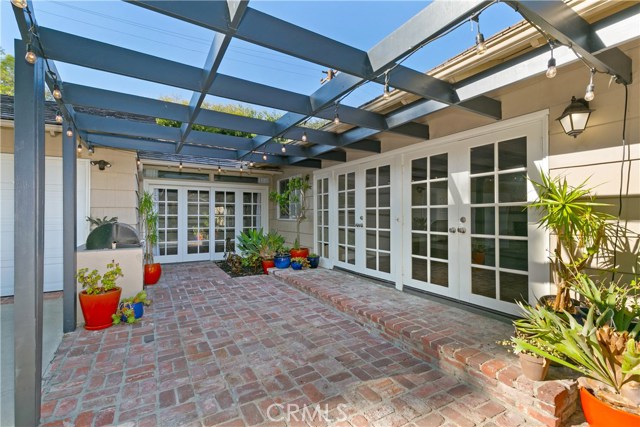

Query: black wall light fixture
left=90, top=160, right=112, bottom=170
left=557, top=96, right=593, bottom=138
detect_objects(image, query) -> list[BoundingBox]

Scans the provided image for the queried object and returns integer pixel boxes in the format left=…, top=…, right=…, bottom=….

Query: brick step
left=272, top=268, right=582, bottom=427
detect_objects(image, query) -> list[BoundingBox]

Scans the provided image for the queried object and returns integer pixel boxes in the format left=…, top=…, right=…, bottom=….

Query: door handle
left=457, top=227, right=466, bottom=234
left=448, top=227, right=457, bottom=233
left=355, top=223, right=364, bottom=228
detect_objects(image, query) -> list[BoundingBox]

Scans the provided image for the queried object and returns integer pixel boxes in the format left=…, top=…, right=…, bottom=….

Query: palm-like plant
left=529, top=171, right=613, bottom=311
left=139, top=191, right=158, bottom=265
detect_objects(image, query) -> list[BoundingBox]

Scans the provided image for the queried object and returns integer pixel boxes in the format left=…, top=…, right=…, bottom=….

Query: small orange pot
left=144, top=263, right=162, bottom=285
left=78, top=288, right=121, bottom=330
left=290, top=248, right=309, bottom=258
left=262, top=259, right=275, bottom=274
left=580, top=387, right=640, bottom=427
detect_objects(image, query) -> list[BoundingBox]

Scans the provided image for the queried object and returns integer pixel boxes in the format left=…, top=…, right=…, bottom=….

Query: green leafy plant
left=291, top=257, right=310, bottom=268
left=112, top=291, right=150, bottom=325
left=259, top=232, right=284, bottom=260
left=528, top=171, right=613, bottom=311
left=269, top=175, right=311, bottom=249
left=76, top=261, right=123, bottom=295
left=308, top=253, right=319, bottom=258
left=86, top=215, right=118, bottom=229
left=276, top=247, right=291, bottom=257
left=139, top=191, right=159, bottom=265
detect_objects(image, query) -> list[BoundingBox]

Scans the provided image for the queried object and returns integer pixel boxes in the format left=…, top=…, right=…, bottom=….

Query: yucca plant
left=139, top=191, right=158, bottom=265
left=529, top=171, right=613, bottom=311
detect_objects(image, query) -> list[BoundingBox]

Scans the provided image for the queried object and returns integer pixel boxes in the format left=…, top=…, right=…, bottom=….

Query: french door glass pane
left=242, top=192, right=261, bottom=232
left=187, top=190, right=209, bottom=255
left=337, top=172, right=355, bottom=264
left=363, top=165, right=392, bottom=273
left=155, top=189, right=179, bottom=257
left=214, top=191, right=236, bottom=254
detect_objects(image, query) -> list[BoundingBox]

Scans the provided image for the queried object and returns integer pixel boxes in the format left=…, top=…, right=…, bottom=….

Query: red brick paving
left=38, top=263, right=580, bottom=426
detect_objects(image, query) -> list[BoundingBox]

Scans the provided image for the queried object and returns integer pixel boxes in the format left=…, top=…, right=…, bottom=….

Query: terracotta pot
left=262, top=259, right=275, bottom=275
left=290, top=248, right=309, bottom=258
left=471, top=251, right=485, bottom=264
left=519, top=353, right=550, bottom=381
left=144, top=263, right=162, bottom=285
left=580, top=387, right=640, bottom=427
left=78, top=288, right=122, bottom=330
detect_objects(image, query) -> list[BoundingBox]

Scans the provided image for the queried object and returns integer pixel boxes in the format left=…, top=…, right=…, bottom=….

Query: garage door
left=0, top=154, right=90, bottom=296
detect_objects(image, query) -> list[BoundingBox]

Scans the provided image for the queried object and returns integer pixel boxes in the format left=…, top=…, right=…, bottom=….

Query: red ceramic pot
left=580, top=387, right=640, bottom=427
left=78, top=288, right=121, bottom=330
left=289, top=248, right=309, bottom=258
left=144, top=263, right=162, bottom=285
left=262, top=259, right=275, bottom=275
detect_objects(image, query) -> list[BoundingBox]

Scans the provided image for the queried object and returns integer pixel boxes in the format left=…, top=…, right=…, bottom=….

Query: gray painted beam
left=177, top=1, right=250, bottom=152
left=13, top=38, right=46, bottom=427
left=62, top=122, right=77, bottom=334
left=505, top=0, right=632, bottom=84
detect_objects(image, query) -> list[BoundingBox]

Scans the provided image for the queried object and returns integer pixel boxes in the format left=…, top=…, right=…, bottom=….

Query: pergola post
left=62, top=123, right=77, bottom=333
left=13, top=38, right=46, bottom=426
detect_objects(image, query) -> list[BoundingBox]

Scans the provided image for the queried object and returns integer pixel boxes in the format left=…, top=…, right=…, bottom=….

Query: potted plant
left=237, top=229, right=265, bottom=273
left=113, top=290, right=150, bottom=325
left=258, top=231, right=285, bottom=274
left=139, top=191, right=161, bottom=285
left=274, top=247, right=291, bottom=269
left=528, top=171, right=612, bottom=311
left=269, top=175, right=312, bottom=258
left=290, top=257, right=310, bottom=270
left=77, top=261, right=123, bottom=330
left=307, top=253, right=320, bottom=269
left=471, top=242, right=486, bottom=265
left=513, top=276, right=640, bottom=426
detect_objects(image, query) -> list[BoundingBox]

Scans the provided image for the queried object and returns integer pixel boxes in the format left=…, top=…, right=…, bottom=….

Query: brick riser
left=273, top=270, right=580, bottom=427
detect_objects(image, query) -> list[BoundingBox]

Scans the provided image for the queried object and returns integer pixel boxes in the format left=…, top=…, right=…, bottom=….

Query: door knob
left=448, top=227, right=457, bottom=233
left=457, top=227, right=466, bottom=233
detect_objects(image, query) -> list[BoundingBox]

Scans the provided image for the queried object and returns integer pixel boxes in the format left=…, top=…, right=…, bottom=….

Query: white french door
left=149, top=184, right=267, bottom=263
left=318, top=113, right=547, bottom=315
left=332, top=158, right=400, bottom=281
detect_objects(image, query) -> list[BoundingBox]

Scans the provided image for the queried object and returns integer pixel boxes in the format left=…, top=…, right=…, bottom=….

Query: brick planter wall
left=273, top=269, right=581, bottom=427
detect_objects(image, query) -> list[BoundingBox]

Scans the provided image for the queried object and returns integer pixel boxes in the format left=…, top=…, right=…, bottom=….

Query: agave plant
left=528, top=171, right=613, bottom=311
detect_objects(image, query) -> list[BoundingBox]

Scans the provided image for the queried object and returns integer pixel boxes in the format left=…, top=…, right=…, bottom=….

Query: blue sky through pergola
left=1, top=1, right=522, bottom=110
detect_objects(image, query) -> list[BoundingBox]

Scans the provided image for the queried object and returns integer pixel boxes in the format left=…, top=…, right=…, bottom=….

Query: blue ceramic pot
left=274, top=254, right=291, bottom=269
left=133, top=302, right=144, bottom=319
left=291, top=261, right=303, bottom=270
left=307, top=256, right=320, bottom=269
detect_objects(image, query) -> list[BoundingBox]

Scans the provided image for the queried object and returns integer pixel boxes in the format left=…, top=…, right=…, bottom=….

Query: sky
left=1, top=1, right=522, bottom=111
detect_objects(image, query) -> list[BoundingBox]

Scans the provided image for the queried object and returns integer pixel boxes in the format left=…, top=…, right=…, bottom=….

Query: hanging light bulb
left=66, top=127, right=73, bottom=137
left=301, top=131, right=308, bottom=142
left=179, top=161, right=183, bottom=170
left=281, top=145, right=286, bottom=153
left=11, top=0, right=28, bottom=9
left=217, top=164, right=222, bottom=174
left=334, top=102, right=340, bottom=124
left=249, top=160, right=254, bottom=167
left=88, top=145, right=94, bottom=154
left=546, top=43, right=557, bottom=79
left=262, top=153, right=268, bottom=161
left=52, top=84, right=62, bottom=100
left=136, top=157, right=141, bottom=166
left=584, top=69, right=596, bottom=102
left=383, top=72, right=390, bottom=99
left=473, top=17, right=486, bottom=55
left=55, top=111, right=63, bottom=123
left=240, top=164, right=244, bottom=173
left=24, top=44, right=37, bottom=64
left=76, top=143, right=82, bottom=153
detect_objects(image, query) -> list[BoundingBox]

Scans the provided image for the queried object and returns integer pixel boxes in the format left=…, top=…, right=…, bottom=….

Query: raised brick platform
left=272, top=268, right=583, bottom=427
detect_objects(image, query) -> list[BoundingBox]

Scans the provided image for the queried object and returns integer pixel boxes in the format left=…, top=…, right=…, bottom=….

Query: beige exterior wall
left=285, top=38, right=639, bottom=278
left=0, top=122, right=139, bottom=229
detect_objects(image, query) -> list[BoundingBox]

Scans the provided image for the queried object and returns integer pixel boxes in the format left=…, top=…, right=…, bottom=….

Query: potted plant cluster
left=290, top=257, right=310, bottom=270
left=113, top=290, right=151, bottom=325
left=139, top=191, right=162, bottom=285
left=269, top=175, right=312, bottom=258
left=76, top=261, right=123, bottom=330
left=528, top=171, right=612, bottom=312
left=237, top=228, right=285, bottom=274
left=510, top=275, right=640, bottom=426
left=274, top=247, right=291, bottom=269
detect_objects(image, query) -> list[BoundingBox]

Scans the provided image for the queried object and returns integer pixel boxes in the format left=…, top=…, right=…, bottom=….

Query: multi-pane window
left=337, top=172, right=356, bottom=264
left=469, top=137, right=528, bottom=303
left=155, top=189, right=179, bottom=256
left=365, top=166, right=391, bottom=273
left=316, top=178, right=329, bottom=258
left=187, top=190, right=209, bottom=254
left=243, top=192, right=261, bottom=232
left=214, top=191, right=236, bottom=254
left=276, top=177, right=301, bottom=219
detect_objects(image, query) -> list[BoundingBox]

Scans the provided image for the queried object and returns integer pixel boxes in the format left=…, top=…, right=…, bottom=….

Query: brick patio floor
left=40, top=263, right=564, bottom=427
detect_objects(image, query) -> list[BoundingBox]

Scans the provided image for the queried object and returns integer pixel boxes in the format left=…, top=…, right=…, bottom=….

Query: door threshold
left=333, top=267, right=515, bottom=324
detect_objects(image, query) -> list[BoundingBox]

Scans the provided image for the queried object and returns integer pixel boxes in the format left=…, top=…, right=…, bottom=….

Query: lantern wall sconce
left=90, top=160, right=112, bottom=170
left=556, top=96, right=593, bottom=138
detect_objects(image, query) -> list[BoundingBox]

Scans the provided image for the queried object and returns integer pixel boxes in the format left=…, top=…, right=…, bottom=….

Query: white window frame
left=276, top=176, right=302, bottom=221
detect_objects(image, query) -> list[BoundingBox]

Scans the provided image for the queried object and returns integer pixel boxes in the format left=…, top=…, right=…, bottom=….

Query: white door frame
left=314, top=111, right=549, bottom=315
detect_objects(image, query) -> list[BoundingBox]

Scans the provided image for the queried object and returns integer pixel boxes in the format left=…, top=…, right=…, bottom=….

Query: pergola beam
left=505, top=0, right=632, bottom=84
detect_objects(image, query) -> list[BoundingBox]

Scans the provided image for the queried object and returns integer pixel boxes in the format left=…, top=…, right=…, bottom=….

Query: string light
left=262, top=153, right=268, bottom=161
left=546, top=43, right=557, bottom=79
left=11, top=0, right=28, bottom=9
left=24, top=44, right=37, bottom=64
left=136, top=157, right=141, bottom=166
left=584, top=69, right=596, bottom=102
left=333, top=102, right=340, bottom=125
left=179, top=161, right=183, bottom=170
left=55, top=111, right=63, bottom=123
left=281, top=144, right=286, bottom=153
left=66, top=127, right=73, bottom=137
left=301, top=131, right=308, bottom=142
left=52, top=84, right=62, bottom=100
left=472, top=16, right=486, bottom=55
left=240, top=164, right=243, bottom=173
left=249, top=160, right=254, bottom=167
left=88, top=145, right=94, bottom=154
left=76, top=143, right=82, bottom=153
left=383, top=71, right=390, bottom=99
left=217, top=163, right=222, bottom=174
